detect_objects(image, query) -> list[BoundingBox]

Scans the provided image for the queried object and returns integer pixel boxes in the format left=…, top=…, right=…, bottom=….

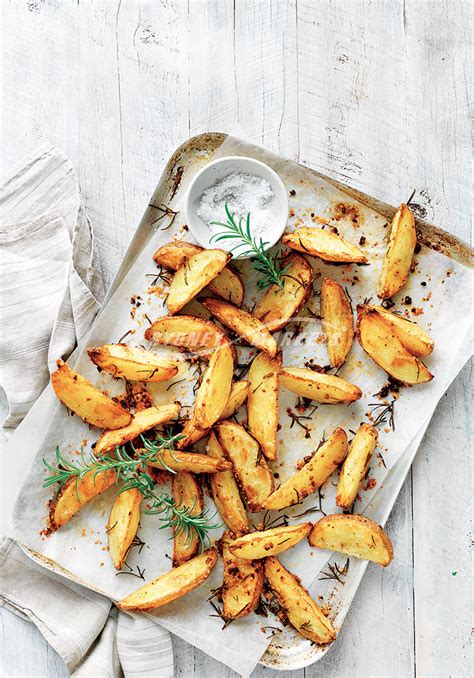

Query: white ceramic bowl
left=184, top=156, right=289, bottom=258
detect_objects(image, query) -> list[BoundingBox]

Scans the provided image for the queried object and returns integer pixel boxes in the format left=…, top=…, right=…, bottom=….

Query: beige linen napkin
left=0, top=147, right=173, bottom=677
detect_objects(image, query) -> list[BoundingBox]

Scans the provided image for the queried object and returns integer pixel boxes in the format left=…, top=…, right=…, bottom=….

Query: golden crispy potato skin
left=153, top=240, right=244, bottom=306
left=207, top=432, right=249, bottom=535
left=193, top=341, right=234, bottom=429
left=366, top=305, right=434, bottom=357
left=172, top=472, right=204, bottom=566
left=215, top=421, right=274, bottom=512
left=221, top=531, right=263, bottom=619
left=49, top=469, right=116, bottom=531
left=177, top=380, right=249, bottom=449
left=144, top=315, right=227, bottom=355
left=336, top=423, right=378, bottom=509
left=87, top=344, right=178, bottom=382
left=262, top=428, right=348, bottom=510
left=167, top=249, right=231, bottom=314
left=228, top=523, right=312, bottom=559
left=309, top=514, right=394, bottom=567
left=253, top=253, right=314, bottom=331
left=321, top=279, right=354, bottom=368
left=247, top=351, right=281, bottom=461
left=147, top=448, right=232, bottom=474
left=51, top=360, right=132, bottom=429
left=264, top=557, right=336, bottom=644
left=107, top=488, right=142, bottom=570
left=94, top=403, right=180, bottom=455
left=117, top=549, right=218, bottom=611
left=378, top=203, right=416, bottom=299
left=201, top=298, right=277, bottom=357
left=356, top=306, right=433, bottom=384
left=282, top=226, right=367, bottom=263
left=279, top=366, right=362, bottom=404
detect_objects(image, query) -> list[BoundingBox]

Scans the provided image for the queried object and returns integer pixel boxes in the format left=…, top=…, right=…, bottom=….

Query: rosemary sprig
left=318, top=558, right=350, bottom=584
left=210, top=203, right=289, bottom=290
left=42, top=432, right=220, bottom=549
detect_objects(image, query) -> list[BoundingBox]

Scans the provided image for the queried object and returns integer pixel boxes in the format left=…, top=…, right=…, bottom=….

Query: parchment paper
left=5, top=136, right=473, bottom=675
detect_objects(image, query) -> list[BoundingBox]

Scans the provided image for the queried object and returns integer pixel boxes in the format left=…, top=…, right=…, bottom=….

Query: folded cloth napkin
left=0, top=147, right=174, bottom=677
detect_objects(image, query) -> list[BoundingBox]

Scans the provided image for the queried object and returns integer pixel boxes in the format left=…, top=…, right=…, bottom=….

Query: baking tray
left=19, top=132, right=473, bottom=671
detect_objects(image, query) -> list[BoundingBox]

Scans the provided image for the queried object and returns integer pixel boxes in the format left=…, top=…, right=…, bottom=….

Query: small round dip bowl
left=184, top=156, right=289, bottom=259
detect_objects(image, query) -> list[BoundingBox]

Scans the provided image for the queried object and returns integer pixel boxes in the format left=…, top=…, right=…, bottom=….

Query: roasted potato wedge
left=247, top=351, right=281, bottom=461
left=51, top=360, right=132, bottom=429
left=49, top=469, right=116, bottom=531
left=321, top=278, right=354, bottom=367
left=207, top=432, right=249, bottom=535
left=153, top=240, right=244, bottom=306
left=87, top=344, right=178, bottom=383
left=107, top=488, right=142, bottom=570
left=378, top=203, right=416, bottom=299
left=367, top=306, right=434, bottom=357
left=194, top=341, right=233, bottom=429
left=282, top=226, right=367, bottom=263
left=253, top=253, right=314, bottom=331
left=147, top=447, right=232, bottom=474
left=336, top=423, right=378, bottom=509
left=262, top=428, right=348, bottom=510
left=228, top=523, right=312, bottom=559
left=357, top=306, right=433, bottom=384
left=309, top=514, right=394, bottom=566
left=94, top=403, right=180, bottom=455
left=145, top=315, right=227, bottom=356
left=221, top=531, right=263, bottom=619
left=167, top=249, right=231, bottom=314
left=265, top=557, right=336, bottom=644
left=279, top=366, right=362, bottom=404
left=215, top=421, right=274, bottom=512
left=178, top=298, right=212, bottom=320
left=177, top=380, right=250, bottom=449
left=172, top=472, right=204, bottom=566
left=202, top=298, right=277, bottom=357
left=117, top=548, right=218, bottom=611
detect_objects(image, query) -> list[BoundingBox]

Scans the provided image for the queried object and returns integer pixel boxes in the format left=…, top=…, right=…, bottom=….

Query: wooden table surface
left=1, top=1, right=471, bottom=677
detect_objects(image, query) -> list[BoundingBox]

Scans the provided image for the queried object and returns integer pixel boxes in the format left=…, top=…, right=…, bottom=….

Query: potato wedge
left=117, top=548, right=218, bottom=611
left=309, top=514, right=394, bottom=567
left=87, top=344, right=178, bottom=383
left=247, top=351, right=281, bottom=461
left=378, top=203, right=416, bottom=299
left=253, top=253, right=314, bottom=331
left=147, top=447, right=232, bottom=474
left=49, top=469, right=116, bottom=531
left=145, top=315, right=226, bottom=355
left=153, top=240, right=244, bottom=306
left=321, top=278, right=354, bottom=368
left=167, top=249, right=231, bottom=314
left=262, top=428, right=348, bottom=510
left=228, top=523, right=312, bottom=559
left=279, top=366, right=362, bottom=404
left=178, top=298, right=212, bottom=320
left=215, top=421, right=274, bottom=512
left=366, top=305, right=434, bottom=357
left=107, top=488, right=142, bottom=570
left=282, top=226, right=367, bottom=263
left=94, top=403, right=180, bottom=455
left=201, top=298, right=277, bottom=357
left=177, top=380, right=250, bottom=449
left=336, top=423, right=378, bottom=509
left=51, top=360, right=132, bottom=429
left=356, top=306, right=433, bottom=384
left=221, top=531, right=263, bottom=619
left=207, top=432, right=249, bottom=535
left=265, top=557, right=336, bottom=644
left=194, top=341, right=233, bottom=429
left=172, top=472, right=204, bottom=566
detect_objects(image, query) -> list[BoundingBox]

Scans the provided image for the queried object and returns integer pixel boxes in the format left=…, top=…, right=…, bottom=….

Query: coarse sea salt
left=196, top=172, right=274, bottom=242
